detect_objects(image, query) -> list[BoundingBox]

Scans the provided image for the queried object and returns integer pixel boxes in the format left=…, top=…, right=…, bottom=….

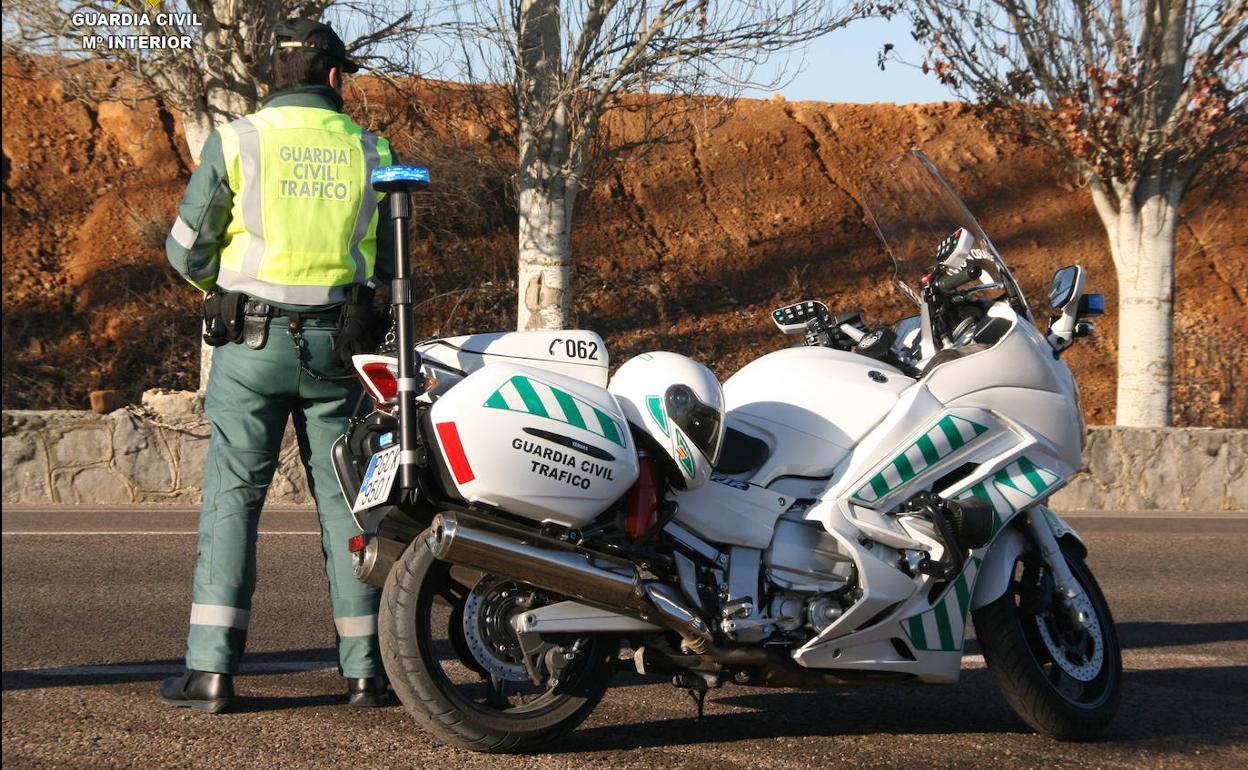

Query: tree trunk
left=515, top=0, right=571, bottom=331
left=1092, top=178, right=1183, bottom=426
left=180, top=85, right=255, bottom=159
left=517, top=174, right=572, bottom=330
left=182, top=112, right=215, bottom=162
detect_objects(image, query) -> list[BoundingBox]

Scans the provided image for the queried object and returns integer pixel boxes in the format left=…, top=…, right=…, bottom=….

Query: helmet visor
left=665, top=385, right=723, bottom=466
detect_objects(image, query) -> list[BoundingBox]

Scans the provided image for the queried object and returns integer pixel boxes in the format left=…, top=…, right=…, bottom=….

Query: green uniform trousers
left=185, top=318, right=380, bottom=678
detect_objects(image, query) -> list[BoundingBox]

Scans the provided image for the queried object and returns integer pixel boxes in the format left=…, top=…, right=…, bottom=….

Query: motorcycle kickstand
left=672, top=672, right=716, bottom=722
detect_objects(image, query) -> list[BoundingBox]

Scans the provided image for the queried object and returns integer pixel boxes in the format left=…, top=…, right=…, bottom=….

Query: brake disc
left=461, top=576, right=535, bottom=682
left=1034, top=589, right=1104, bottom=682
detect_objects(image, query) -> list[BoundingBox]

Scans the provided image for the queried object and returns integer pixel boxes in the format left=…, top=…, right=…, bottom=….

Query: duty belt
left=241, top=298, right=340, bottom=350
left=241, top=299, right=358, bottom=383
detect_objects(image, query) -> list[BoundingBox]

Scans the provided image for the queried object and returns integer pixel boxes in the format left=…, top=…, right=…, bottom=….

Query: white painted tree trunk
left=182, top=113, right=214, bottom=164
left=515, top=0, right=572, bottom=331
left=1091, top=179, right=1183, bottom=426
left=517, top=180, right=573, bottom=330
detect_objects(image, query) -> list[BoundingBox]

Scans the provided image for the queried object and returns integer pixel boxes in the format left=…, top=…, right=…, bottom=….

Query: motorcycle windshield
left=857, top=151, right=1031, bottom=320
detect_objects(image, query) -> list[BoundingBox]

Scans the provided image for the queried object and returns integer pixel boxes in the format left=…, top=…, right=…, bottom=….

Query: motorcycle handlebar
left=934, top=264, right=982, bottom=293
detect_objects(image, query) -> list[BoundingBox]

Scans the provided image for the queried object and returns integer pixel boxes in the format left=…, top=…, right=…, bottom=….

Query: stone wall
left=2, top=391, right=311, bottom=506
left=1050, top=427, right=1245, bottom=512
left=2, top=394, right=1244, bottom=511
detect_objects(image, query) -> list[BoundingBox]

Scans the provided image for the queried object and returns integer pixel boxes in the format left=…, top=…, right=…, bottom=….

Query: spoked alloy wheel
left=973, top=540, right=1122, bottom=740
left=379, top=530, right=615, bottom=753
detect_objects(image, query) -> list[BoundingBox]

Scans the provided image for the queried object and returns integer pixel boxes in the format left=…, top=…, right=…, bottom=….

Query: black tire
left=379, top=530, right=615, bottom=753
left=973, top=539, right=1122, bottom=740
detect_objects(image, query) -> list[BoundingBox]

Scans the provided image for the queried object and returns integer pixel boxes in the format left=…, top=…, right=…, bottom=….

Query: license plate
left=352, top=445, right=401, bottom=513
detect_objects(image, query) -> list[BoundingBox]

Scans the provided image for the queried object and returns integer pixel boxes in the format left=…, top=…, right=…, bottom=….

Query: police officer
left=159, top=18, right=395, bottom=713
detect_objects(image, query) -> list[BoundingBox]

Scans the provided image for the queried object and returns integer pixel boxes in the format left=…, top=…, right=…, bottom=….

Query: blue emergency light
left=1079, top=293, right=1106, bottom=317
left=371, top=165, right=431, bottom=193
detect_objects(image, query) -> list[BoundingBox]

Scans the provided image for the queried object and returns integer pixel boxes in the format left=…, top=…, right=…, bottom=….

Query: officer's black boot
left=158, top=670, right=234, bottom=714
left=346, top=675, right=390, bottom=708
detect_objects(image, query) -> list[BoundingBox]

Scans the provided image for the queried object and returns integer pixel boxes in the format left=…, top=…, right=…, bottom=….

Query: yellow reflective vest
left=214, top=105, right=393, bottom=305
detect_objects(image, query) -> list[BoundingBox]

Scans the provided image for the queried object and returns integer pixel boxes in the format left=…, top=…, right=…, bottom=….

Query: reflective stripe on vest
left=215, top=107, right=392, bottom=305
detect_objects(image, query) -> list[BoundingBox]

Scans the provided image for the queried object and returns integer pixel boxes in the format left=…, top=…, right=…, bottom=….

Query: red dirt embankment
left=2, top=59, right=1244, bottom=425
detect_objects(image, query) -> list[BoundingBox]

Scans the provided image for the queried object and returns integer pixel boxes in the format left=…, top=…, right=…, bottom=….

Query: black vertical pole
left=371, top=165, right=429, bottom=493
left=389, top=191, right=420, bottom=492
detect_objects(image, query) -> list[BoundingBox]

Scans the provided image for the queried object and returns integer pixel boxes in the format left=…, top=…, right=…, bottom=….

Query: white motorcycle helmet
left=609, top=352, right=726, bottom=490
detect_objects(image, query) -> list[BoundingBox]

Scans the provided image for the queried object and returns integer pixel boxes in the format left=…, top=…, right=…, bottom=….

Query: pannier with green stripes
left=426, top=362, right=639, bottom=528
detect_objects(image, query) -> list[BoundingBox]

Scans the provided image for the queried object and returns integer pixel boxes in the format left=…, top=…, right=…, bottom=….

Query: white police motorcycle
left=334, top=151, right=1119, bottom=752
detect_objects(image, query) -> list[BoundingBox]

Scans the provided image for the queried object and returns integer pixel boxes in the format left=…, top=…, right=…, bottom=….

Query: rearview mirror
left=1048, top=266, right=1082, bottom=310
left=1046, top=265, right=1089, bottom=354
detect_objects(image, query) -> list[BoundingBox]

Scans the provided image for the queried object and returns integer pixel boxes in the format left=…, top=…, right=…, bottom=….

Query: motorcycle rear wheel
left=973, top=540, right=1122, bottom=740
left=379, top=529, right=615, bottom=753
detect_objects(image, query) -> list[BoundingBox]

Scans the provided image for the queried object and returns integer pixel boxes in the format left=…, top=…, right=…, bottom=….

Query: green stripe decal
left=937, top=416, right=965, bottom=451
left=916, top=434, right=940, bottom=465
left=1017, top=456, right=1049, bottom=495
left=894, top=453, right=916, bottom=481
left=596, top=409, right=622, bottom=446
left=851, top=414, right=989, bottom=505
left=552, top=388, right=587, bottom=430
left=907, top=615, right=927, bottom=649
left=934, top=603, right=955, bottom=650
left=482, top=375, right=626, bottom=447
left=993, top=466, right=1022, bottom=492
left=646, top=396, right=669, bottom=436
left=953, top=572, right=971, bottom=617
left=511, top=376, right=548, bottom=418
left=869, top=474, right=891, bottom=499
left=901, top=557, right=982, bottom=652
left=484, top=390, right=507, bottom=410
left=957, top=459, right=1063, bottom=537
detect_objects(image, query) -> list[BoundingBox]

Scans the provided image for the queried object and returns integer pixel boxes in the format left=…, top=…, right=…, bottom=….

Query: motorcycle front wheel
left=379, top=529, right=615, bottom=753
left=973, top=539, right=1122, bottom=740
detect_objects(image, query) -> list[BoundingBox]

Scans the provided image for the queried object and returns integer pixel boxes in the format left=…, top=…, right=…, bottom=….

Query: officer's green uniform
left=167, top=85, right=394, bottom=678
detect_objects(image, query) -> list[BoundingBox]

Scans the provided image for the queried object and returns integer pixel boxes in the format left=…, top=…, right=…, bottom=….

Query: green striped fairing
left=956, top=457, right=1062, bottom=536
left=484, top=375, right=625, bottom=447
left=902, top=557, right=981, bottom=652
left=852, top=415, right=988, bottom=504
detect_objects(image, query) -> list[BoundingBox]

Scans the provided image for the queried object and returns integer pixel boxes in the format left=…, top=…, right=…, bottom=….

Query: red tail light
left=360, top=361, right=399, bottom=405
left=348, top=535, right=365, bottom=553
left=626, top=458, right=660, bottom=541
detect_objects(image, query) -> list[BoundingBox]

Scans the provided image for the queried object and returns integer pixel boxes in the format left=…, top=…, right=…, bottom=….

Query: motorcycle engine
left=765, top=592, right=845, bottom=636
left=764, top=517, right=855, bottom=593
left=720, top=517, right=857, bottom=643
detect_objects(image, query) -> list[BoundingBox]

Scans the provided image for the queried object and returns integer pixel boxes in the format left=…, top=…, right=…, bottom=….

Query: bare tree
left=4, top=0, right=436, bottom=390
left=3, top=0, right=434, bottom=158
left=891, top=0, right=1246, bottom=426
left=436, top=0, right=872, bottom=331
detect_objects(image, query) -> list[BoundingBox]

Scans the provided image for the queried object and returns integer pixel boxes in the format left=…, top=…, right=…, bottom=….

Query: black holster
left=201, top=291, right=245, bottom=347
left=241, top=298, right=273, bottom=350
left=330, top=284, right=381, bottom=369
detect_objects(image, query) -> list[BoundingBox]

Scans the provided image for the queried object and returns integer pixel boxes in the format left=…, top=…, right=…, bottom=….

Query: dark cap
left=275, top=18, right=360, bottom=74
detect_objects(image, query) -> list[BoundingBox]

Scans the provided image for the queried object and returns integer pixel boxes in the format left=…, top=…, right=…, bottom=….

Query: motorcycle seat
left=713, top=427, right=771, bottom=475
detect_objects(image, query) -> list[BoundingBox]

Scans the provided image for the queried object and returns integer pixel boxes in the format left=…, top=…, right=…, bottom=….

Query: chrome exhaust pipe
left=429, top=512, right=711, bottom=652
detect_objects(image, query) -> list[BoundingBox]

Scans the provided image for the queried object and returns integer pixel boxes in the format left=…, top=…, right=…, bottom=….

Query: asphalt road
left=3, top=508, right=1246, bottom=769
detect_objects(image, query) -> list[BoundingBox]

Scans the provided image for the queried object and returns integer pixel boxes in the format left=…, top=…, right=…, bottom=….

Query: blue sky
left=744, top=17, right=959, bottom=104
